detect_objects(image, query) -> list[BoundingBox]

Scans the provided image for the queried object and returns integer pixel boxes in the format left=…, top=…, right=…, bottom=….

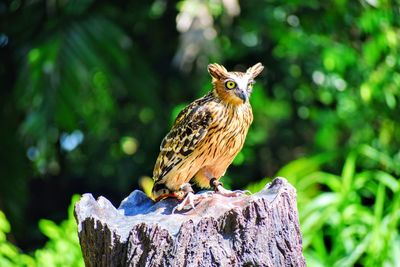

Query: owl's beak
left=235, top=90, right=248, bottom=103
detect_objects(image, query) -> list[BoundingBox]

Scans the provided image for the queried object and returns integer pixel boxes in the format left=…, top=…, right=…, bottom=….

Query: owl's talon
left=210, top=178, right=223, bottom=189
left=180, top=183, right=194, bottom=194
left=172, top=192, right=206, bottom=214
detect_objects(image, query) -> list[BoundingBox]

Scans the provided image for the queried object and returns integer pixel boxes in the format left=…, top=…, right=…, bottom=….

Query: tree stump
left=74, top=177, right=306, bottom=267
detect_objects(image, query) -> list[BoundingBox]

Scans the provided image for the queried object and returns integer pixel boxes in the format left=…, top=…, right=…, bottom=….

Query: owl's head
left=208, top=63, right=264, bottom=105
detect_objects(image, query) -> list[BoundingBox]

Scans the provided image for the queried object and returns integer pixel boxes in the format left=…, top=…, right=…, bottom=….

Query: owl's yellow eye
left=225, top=80, right=237, bottom=89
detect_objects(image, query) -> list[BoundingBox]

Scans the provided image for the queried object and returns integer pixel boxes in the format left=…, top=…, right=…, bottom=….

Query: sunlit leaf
left=341, top=151, right=357, bottom=196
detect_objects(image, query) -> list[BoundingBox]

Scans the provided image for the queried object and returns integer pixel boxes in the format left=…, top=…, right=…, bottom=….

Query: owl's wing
left=153, top=101, right=214, bottom=181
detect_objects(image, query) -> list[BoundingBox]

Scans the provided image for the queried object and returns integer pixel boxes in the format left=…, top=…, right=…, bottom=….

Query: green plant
left=33, top=195, right=84, bottom=267
left=0, top=212, right=34, bottom=266
left=247, top=148, right=400, bottom=267
left=0, top=195, right=83, bottom=267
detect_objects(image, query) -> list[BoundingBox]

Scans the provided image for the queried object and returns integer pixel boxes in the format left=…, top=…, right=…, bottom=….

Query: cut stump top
left=75, top=177, right=306, bottom=267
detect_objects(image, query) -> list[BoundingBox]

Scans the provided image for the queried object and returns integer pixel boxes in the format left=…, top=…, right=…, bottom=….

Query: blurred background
left=1, top=0, right=399, bottom=266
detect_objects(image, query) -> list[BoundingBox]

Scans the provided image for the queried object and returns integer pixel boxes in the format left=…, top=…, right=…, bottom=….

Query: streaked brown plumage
left=152, top=63, right=264, bottom=207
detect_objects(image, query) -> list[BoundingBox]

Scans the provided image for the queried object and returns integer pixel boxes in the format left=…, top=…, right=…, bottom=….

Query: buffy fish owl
left=152, top=63, right=264, bottom=211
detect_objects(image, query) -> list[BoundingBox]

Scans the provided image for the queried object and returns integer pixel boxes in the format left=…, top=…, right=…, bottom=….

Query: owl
left=152, top=63, right=264, bottom=211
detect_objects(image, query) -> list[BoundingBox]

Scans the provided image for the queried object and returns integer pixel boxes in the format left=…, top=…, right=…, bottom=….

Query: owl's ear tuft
left=208, top=63, right=228, bottom=80
left=246, top=63, right=264, bottom=79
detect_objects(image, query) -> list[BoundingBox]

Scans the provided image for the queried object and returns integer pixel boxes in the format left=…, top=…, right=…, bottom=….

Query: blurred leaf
left=64, top=0, right=94, bottom=15
left=277, top=152, right=337, bottom=183
left=334, top=234, right=371, bottom=267
left=0, top=212, right=10, bottom=236
left=359, top=145, right=398, bottom=173
left=39, top=220, right=60, bottom=240
left=341, top=151, right=357, bottom=196
left=139, top=176, right=154, bottom=198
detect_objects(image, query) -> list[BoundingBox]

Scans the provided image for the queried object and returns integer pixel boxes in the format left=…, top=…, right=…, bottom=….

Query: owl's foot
left=172, top=192, right=209, bottom=213
left=210, top=178, right=251, bottom=197
left=172, top=183, right=208, bottom=213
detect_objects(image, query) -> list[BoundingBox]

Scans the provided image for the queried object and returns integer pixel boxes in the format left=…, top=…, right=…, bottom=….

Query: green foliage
left=238, top=3, right=400, bottom=264
left=0, top=212, right=35, bottom=266
left=33, top=195, right=84, bottom=267
left=247, top=148, right=400, bottom=266
left=0, top=196, right=83, bottom=267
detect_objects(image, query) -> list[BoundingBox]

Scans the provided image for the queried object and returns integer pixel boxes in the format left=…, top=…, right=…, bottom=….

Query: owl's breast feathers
left=152, top=92, right=253, bottom=194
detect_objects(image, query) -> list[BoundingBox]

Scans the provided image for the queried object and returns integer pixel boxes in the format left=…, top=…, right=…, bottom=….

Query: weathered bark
left=75, top=177, right=306, bottom=267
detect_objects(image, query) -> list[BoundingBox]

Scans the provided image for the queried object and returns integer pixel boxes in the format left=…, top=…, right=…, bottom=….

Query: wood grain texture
left=75, top=177, right=306, bottom=267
